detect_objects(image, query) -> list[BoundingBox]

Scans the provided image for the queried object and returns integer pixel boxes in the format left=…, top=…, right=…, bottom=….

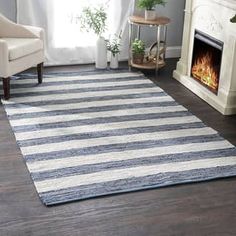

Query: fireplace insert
left=191, top=30, right=223, bottom=94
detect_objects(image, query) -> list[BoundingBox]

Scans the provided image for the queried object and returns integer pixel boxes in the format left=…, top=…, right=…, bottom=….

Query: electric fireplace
left=173, top=0, right=236, bottom=115
left=191, top=30, right=223, bottom=94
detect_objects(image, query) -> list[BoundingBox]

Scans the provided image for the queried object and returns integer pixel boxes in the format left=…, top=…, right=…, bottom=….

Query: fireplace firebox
left=191, top=30, right=223, bottom=94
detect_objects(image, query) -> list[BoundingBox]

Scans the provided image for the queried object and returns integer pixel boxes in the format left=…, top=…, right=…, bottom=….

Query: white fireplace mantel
left=173, top=0, right=236, bottom=115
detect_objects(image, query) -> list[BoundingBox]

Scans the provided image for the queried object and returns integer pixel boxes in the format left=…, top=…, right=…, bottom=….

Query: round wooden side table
left=128, top=15, right=171, bottom=75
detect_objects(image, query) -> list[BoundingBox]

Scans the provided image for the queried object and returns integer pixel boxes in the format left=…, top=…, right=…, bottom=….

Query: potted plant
left=137, top=0, right=166, bottom=21
left=132, top=38, right=145, bottom=64
left=79, top=6, right=107, bottom=69
left=106, top=34, right=121, bottom=69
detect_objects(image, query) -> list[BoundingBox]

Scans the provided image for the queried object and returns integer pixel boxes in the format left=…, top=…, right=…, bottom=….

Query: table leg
left=155, top=25, right=161, bottom=76
left=128, top=23, right=132, bottom=70
left=137, top=25, right=141, bottom=39
left=163, top=25, right=168, bottom=61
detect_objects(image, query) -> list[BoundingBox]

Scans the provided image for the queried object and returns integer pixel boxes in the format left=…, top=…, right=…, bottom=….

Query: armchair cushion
left=2, top=38, right=43, bottom=61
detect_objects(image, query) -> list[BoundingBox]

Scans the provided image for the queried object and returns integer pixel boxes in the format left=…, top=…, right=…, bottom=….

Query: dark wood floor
left=0, top=59, right=236, bottom=236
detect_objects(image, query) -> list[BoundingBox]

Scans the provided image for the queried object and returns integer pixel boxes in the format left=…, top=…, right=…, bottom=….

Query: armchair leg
left=37, top=63, right=43, bottom=84
left=2, top=77, right=10, bottom=100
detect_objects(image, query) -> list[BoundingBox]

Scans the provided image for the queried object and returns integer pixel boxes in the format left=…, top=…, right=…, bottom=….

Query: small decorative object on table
left=79, top=6, right=107, bottom=69
left=137, top=0, right=166, bottom=21
left=147, top=41, right=166, bottom=63
left=106, top=33, right=121, bottom=69
left=131, top=38, right=146, bottom=64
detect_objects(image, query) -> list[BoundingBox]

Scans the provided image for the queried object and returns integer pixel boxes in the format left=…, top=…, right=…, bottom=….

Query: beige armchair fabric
left=0, top=14, right=44, bottom=99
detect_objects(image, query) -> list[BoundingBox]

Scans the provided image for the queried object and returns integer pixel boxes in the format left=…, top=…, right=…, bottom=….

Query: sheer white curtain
left=17, top=0, right=135, bottom=66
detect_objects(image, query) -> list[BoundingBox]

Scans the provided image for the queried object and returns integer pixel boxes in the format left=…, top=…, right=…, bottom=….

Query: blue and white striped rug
left=2, top=70, right=236, bottom=206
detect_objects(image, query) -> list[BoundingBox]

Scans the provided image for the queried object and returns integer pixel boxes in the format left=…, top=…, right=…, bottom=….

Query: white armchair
left=0, top=14, right=44, bottom=100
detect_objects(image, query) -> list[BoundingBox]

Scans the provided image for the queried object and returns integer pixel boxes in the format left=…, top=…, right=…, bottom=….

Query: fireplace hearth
left=191, top=30, right=223, bottom=94
left=173, top=0, right=236, bottom=115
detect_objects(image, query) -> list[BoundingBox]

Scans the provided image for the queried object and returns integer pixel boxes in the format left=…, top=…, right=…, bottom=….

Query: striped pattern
left=2, top=70, right=236, bottom=206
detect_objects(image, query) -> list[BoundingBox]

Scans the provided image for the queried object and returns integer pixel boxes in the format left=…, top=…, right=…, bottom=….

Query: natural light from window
left=52, top=0, right=112, bottom=48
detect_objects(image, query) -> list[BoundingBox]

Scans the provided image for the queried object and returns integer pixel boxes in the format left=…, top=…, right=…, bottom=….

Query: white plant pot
left=95, top=36, right=107, bottom=69
left=110, top=54, right=119, bottom=69
left=145, top=10, right=156, bottom=21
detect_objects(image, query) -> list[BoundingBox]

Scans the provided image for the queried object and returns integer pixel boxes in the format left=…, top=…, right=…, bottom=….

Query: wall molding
left=166, top=46, right=182, bottom=58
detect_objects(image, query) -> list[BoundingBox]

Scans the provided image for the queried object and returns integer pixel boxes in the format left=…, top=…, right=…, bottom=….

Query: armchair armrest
left=22, top=25, right=45, bottom=41
left=0, top=40, right=9, bottom=77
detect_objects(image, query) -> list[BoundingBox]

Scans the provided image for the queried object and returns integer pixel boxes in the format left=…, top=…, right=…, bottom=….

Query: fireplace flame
left=191, top=52, right=219, bottom=92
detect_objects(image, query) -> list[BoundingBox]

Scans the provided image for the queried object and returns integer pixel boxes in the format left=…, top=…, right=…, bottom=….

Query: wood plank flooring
left=0, top=59, right=236, bottom=236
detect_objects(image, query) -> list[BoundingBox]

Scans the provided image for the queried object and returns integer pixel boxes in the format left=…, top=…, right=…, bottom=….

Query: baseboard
left=165, top=46, right=182, bottom=58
